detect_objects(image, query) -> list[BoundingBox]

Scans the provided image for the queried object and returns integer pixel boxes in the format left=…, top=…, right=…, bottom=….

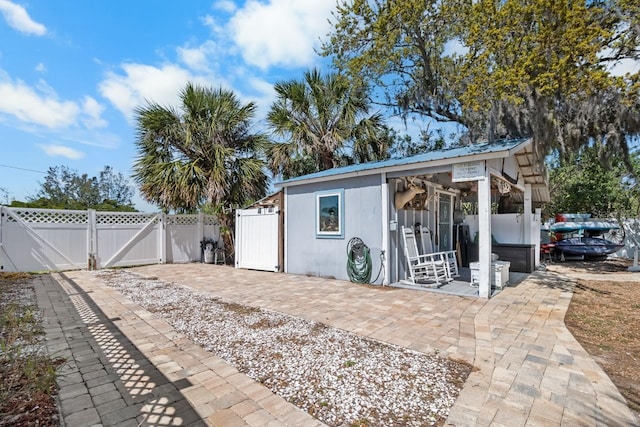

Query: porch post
left=477, top=167, right=492, bottom=298
left=523, top=183, right=532, bottom=244
left=381, top=173, right=390, bottom=285
left=283, top=186, right=288, bottom=274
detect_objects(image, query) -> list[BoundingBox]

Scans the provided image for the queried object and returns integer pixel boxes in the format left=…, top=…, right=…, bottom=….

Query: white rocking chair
left=401, top=226, right=451, bottom=286
left=417, top=226, right=460, bottom=278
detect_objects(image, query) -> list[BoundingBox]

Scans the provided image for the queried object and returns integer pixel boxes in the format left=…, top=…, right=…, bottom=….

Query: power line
left=0, top=164, right=46, bottom=174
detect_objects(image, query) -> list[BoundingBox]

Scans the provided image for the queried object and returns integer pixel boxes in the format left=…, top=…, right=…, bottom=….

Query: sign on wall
left=452, top=161, right=486, bottom=182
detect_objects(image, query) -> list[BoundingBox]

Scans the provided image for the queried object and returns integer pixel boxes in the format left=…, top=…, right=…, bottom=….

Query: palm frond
left=133, top=82, right=269, bottom=211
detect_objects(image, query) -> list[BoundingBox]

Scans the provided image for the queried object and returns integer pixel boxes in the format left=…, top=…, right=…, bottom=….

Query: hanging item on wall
left=394, top=177, right=426, bottom=209
left=496, top=179, right=511, bottom=194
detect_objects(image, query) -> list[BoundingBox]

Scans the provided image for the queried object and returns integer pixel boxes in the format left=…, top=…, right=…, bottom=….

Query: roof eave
left=276, top=139, right=530, bottom=188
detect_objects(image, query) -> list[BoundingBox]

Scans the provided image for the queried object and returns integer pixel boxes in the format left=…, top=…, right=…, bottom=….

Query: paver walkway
left=36, top=264, right=639, bottom=426
left=36, top=272, right=323, bottom=426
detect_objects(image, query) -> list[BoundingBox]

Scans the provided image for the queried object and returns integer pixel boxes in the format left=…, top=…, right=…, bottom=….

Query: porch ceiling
left=396, top=168, right=549, bottom=206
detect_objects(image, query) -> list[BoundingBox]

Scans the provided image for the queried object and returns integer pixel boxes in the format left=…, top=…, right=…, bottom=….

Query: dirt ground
left=550, top=258, right=640, bottom=417
left=0, top=273, right=62, bottom=426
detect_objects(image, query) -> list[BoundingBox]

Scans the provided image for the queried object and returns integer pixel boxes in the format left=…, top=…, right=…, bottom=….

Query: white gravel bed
left=97, top=269, right=472, bottom=426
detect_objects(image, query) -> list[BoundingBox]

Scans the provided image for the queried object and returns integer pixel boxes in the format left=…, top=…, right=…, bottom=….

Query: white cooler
left=470, top=261, right=510, bottom=289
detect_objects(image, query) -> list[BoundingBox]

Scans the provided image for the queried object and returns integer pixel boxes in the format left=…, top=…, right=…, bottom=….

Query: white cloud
left=228, top=0, right=335, bottom=69
left=34, top=62, right=46, bottom=73
left=0, top=72, right=79, bottom=128
left=201, top=14, right=220, bottom=34
left=81, top=96, right=107, bottom=129
left=200, top=14, right=228, bottom=39
left=38, top=144, right=84, bottom=159
left=0, top=70, right=111, bottom=149
left=214, top=0, right=237, bottom=13
left=177, top=40, right=219, bottom=72
left=237, top=76, right=277, bottom=120
left=98, top=63, right=209, bottom=122
left=58, top=128, right=121, bottom=149
left=0, top=0, right=46, bottom=36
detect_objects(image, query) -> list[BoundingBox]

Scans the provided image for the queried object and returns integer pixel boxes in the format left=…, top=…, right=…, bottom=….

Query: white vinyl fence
left=614, top=218, right=640, bottom=259
left=0, top=206, right=219, bottom=272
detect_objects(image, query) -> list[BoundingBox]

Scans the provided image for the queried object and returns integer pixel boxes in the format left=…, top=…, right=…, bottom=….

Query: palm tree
left=133, top=83, right=269, bottom=256
left=266, top=68, right=389, bottom=179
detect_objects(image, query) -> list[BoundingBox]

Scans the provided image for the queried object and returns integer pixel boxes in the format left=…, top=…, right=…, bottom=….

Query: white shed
left=276, top=138, right=549, bottom=298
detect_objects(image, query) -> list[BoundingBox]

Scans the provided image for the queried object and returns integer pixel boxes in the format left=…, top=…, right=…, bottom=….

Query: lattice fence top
left=96, top=212, right=159, bottom=225
left=5, top=208, right=88, bottom=224
left=203, top=215, right=218, bottom=226
left=1, top=207, right=217, bottom=227
left=166, top=215, right=200, bottom=226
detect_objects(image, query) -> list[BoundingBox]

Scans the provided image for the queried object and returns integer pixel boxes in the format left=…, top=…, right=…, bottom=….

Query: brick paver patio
left=35, top=264, right=638, bottom=426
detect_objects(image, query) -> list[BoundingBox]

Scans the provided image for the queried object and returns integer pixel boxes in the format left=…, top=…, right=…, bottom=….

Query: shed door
left=438, top=193, right=452, bottom=251
left=235, top=208, right=280, bottom=272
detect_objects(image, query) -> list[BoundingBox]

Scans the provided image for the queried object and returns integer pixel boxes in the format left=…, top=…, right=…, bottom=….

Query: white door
left=235, top=207, right=280, bottom=272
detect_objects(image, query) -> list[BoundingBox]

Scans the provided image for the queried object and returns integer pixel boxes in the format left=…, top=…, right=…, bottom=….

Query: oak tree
left=323, top=0, right=640, bottom=167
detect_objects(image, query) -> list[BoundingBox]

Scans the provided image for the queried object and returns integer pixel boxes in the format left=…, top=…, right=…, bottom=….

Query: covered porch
left=383, top=138, right=549, bottom=298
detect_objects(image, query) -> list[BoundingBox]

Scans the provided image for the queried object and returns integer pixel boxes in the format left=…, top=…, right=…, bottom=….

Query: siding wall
left=285, top=175, right=383, bottom=283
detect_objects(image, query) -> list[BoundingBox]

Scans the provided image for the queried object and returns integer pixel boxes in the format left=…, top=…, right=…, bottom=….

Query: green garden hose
left=346, top=237, right=372, bottom=283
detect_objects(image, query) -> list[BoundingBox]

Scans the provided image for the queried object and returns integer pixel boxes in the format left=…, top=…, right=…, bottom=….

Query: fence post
left=0, top=206, right=4, bottom=271
left=87, top=209, right=97, bottom=270
left=198, top=212, right=204, bottom=262
left=159, top=212, right=167, bottom=264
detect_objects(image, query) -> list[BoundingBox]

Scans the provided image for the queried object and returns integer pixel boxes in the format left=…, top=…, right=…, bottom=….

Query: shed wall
left=285, top=175, right=383, bottom=282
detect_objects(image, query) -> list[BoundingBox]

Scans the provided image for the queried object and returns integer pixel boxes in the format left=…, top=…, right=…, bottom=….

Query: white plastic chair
left=401, top=226, right=451, bottom=286
left=418, top=226, right=460, bottom=278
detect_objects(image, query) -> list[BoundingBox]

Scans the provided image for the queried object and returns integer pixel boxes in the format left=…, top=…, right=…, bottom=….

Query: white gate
left=0, top=207, right=89, bottom=272
left=235, top=207, right=280, bottom=272
left=0, top=206, right=220, bottom=272
left=95, top=211, right=163, bottom=268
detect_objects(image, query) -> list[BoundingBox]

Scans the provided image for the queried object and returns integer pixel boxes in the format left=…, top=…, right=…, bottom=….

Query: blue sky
left=1, top=1, right=637, bottom=212
left=0, top=0, right=343, bottom=211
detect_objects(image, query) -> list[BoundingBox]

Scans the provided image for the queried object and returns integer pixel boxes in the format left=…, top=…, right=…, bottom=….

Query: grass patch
left=0, top=273, right=65, bottom=426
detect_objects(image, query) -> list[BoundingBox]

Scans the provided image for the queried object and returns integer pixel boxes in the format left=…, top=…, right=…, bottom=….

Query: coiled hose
left=347, top=237, right=372, bottom=283
left=346, top=238, right=385, bottom=284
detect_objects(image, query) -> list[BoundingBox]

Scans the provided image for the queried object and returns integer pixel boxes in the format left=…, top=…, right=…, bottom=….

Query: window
left=316, top=189, right=344, bottom=238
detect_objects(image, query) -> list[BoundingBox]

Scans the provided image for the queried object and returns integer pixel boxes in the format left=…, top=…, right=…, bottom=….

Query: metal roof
left=277, top=138, right=532, bottom=187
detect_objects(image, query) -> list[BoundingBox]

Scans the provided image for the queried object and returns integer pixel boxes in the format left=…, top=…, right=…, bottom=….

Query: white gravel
left=96, top=269, right=471, bottom=426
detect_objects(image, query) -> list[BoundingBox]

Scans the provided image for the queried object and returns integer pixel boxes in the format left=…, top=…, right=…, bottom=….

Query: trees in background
left=547, top=145, right=640, bottom=218
left=323, top=0, right=640, bottom=168
left=266, top=68, right=390, bottom=179
left=10, top=165, right=135, bottom=211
